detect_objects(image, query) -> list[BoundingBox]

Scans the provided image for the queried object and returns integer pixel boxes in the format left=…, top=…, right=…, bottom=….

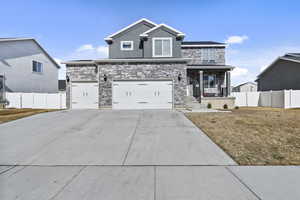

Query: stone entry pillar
left=226, top=71, right=231, bottom=97
left=199, top=70, right=203, bottom=98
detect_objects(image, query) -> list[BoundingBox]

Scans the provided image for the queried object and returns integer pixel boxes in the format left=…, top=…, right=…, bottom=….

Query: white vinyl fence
left=232, top=90, right=300, bottom=109
left=6, top=92, right=66, bottom=109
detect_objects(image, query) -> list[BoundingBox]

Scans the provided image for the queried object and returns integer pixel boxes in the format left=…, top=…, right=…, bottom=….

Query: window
left=120, top=41, right=133, bottom=50
left=201, top=48, right=217, bottom=63
left=204, top=74, right=217, bottom=88
left=32, top=61, right=43, bottom=73
left=152, top=38, right=172, bottom=57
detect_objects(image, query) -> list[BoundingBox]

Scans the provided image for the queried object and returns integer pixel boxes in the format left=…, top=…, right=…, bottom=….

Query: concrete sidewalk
left=1, top=165, right=300, bottom=200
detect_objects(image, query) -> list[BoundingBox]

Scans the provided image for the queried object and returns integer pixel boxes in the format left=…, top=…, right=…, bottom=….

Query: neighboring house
left=0, top=74, right=4, bottom=103
left=232, top=82, right=257, bottom=92
left=0, top=38, right=60, bottom=93
left=256, top=53, right=300, bottom=91
left=58, top=80, right=66, bottom=91
left=64, top=18, right=235, bottom=109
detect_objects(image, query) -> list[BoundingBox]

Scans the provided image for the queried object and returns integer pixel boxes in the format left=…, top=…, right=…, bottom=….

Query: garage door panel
left=72, top=82, right=98, bottom=109
left=112, top=81, right=173, bottom=110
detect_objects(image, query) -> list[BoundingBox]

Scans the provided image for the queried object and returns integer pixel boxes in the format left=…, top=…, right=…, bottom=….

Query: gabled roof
left=181, top=41, right=227, bottom=47
left=0, top=37, right=60, bottom=69
left=234, top=82, right=257, bottom=88
left=139, top=23, right=185, bottom=38
left=257, top=53, right=300, bottom=79
left=104, top=18, right=157, bottom=41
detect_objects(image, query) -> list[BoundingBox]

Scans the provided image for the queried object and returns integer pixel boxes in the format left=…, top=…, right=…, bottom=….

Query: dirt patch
left=0, top=109, right=59, bottom=124
left=186, top=107, right=300, bottom=165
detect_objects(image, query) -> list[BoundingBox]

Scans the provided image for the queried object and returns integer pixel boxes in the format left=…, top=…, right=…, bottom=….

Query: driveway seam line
left=154, top=166, right=157, bottom=200
left=225, top=167, right=262, bottom=200
left=121, top=111, right=142, bottom=165
left=0, top=165, right=17, bottom=175
left=48, top=166, right=87, bottom=200
left=27, top=112, right=101, bottom=165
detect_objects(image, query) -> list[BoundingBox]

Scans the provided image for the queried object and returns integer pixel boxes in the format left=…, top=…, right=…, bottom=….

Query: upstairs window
left=153, top=38, right=172, bottom=57
left=32, top=61, right=43, bottom=73
left=201, top=48, right=217, bottom=63
left=120, top=41, right=133, bottom=50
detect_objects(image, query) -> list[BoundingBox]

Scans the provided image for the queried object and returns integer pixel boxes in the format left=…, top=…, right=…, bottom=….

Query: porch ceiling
left=187, top=65, right=234, bottom=70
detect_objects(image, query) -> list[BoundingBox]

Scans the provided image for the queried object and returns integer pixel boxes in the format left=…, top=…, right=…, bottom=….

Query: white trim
left=280, top=57, right=300, bottom=64
left=140, top=24, right=185, bottom=37
left=120, top=41, right=134, bottom=51
left=152, top=37, right=173, bottom=58
left=105, top=18, right=157, bottom=41
left=181, top=44, right=227, bottom=48
left=63, top=58, right=190, bottom=65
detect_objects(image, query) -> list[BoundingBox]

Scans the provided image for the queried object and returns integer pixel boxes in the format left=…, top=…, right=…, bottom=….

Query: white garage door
left=71, top=82, right=98, bottom=109
left=112, top=80, right=173, bottom=110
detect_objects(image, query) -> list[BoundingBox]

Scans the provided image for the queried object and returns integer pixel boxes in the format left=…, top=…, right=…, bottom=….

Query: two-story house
left=0, top=38, right=60, bottom=96
left=64, top=18, right=235, bottom=109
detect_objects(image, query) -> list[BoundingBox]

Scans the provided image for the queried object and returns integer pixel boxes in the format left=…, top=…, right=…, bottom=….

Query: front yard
left=0, top=109, right=58, bottom=124
left=186, top=107, right=300, bottom=165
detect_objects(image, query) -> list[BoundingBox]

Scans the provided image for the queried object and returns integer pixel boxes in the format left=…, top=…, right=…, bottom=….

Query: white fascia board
left=140, top=24, right=185, bottom=37
left=280, top=57, right=300, bottom=64
left=0, top=38, right=33, bottom=42
left=105, top=18, right=157, bottom=41
left=62, top=61, right=95, bottom=65
left=181, top=44, right=227, bottom=47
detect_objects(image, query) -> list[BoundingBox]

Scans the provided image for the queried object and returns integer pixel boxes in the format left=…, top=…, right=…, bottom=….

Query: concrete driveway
left=0, top=109, right=235, bottom=165
left=1, top=110, right=300, bottom=199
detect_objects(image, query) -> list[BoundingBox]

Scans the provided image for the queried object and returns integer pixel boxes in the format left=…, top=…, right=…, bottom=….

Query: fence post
left=20, top=94, right=22, bottom=108
left=290, top=89, right=292, bottom=108
left=246, top=92, right=248, bottom=107
left=270, top=90, right=273, bottom=107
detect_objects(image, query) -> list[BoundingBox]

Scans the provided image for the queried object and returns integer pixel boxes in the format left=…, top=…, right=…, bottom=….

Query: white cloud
left=69, top=44, right=108, bottom=60
left=76, top=44, right=94, bottom=52
left=226, top=45, right=300, bottom=85
left=57, top=44, right=108, bottom=79
left=225, top=35, right=249, bottom=44
left=231, top=67, right=249, bottom=77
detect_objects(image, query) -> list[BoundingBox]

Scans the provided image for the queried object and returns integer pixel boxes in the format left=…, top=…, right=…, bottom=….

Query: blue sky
left=1, top=0, right=300, bottom=85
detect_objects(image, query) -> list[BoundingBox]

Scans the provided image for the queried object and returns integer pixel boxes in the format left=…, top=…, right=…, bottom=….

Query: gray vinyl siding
left=143, top=28, right=181, bottom=58
left=108, top=23, right=153, bottom=59
left=0, top=40, right=58, bottom=93
left=257, top=59, right=300, bottom=91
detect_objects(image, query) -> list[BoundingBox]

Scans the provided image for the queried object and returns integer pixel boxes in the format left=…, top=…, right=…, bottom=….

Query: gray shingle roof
left=182, top=41, right=225, bottom=45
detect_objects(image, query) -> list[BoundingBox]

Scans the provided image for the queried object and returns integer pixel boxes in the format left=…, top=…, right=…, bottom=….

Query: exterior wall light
left=66, top=75, right=70, bottom=83
left=178, top=73, right=182, bottom=81
left=104, top=74, right=107, bottom=82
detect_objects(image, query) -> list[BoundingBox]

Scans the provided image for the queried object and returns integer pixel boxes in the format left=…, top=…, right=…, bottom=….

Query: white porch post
left=199, top=70, right=203, bottom=98
left=226, top=71, right=231, bottom=97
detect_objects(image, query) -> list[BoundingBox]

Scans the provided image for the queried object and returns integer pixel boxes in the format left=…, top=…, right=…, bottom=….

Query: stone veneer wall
left=98, top=62, right=187, bottom=107
left=66, top=62, right=187, bottom=108
left=181, top=47, right=225, bottom=65
left=66, top=64, right=98, bottom=108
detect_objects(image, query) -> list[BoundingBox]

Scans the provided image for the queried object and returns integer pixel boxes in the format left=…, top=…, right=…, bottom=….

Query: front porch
left=186, top=66, right=235, bottom=109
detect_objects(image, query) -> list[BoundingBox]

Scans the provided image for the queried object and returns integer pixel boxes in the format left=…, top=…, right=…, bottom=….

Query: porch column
left=226, top=71, right=231, bottom=96
left=199, top=70, right=203, bottom=98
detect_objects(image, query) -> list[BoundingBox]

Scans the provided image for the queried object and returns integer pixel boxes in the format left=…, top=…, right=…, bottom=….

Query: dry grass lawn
left=186, top=107, right=300, bottom=165
left=0, top=109, right=59, bottom=124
